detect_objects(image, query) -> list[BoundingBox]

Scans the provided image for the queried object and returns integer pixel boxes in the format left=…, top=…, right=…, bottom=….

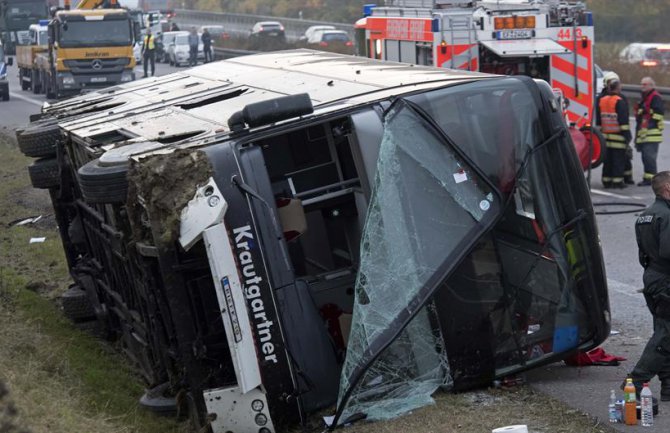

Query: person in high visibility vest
left=636, top=77, right=665, bottom=186
left=142, top=29, right=156, bottom=78
left=597, top=79, right=632, bottom=189
left=599, top=71, right=634, bottom=185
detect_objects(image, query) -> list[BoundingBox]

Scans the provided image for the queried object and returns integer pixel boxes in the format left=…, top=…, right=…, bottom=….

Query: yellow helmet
left=603, top=71, right=620, bottom=86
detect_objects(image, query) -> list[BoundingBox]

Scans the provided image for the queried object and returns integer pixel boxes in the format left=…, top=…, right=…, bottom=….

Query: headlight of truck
left=61, top=76, right=75, bottom=85
left=121, top=71, right=135, bottom=82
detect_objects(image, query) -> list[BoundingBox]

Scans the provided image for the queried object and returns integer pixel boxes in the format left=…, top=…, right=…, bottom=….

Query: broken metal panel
left=337, top=99, right=501, bottom=422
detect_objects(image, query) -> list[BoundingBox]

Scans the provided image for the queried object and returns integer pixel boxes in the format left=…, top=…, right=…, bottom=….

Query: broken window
left=336, top=99, right=500, bottom=422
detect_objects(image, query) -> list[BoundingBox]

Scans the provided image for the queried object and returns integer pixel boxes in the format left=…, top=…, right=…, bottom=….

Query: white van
left=620, top=43, right=670, bottom=67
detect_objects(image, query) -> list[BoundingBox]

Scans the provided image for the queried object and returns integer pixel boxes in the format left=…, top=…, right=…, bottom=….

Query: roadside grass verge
left=0, top=134, right=187, bottom=433
left=0, top=132, right=613, bottom=433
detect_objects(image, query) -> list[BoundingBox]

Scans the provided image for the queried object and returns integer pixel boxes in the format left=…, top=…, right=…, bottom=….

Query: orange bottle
left=624, top=378, right=637, bottom=425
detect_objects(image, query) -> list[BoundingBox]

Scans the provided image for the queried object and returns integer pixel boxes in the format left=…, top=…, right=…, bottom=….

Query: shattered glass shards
left=337, top=101, right=497, bottom=422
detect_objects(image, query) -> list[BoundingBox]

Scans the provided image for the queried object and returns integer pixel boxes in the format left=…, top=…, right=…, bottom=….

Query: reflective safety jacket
left=144, top=34, right=155, bottom=51
left=597, top=94, right=631, bottom=149
left=636, top=197, right=670, bottom=273
left=636, top=90, right=664, bottom=144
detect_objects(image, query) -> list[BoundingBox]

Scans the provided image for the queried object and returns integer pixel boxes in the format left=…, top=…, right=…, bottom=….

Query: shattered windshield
left=337, top=99, right=500, bottom=423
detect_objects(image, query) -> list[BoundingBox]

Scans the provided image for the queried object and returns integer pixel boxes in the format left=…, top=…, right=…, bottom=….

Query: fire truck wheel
left=61, top=285, right=96, bottom=321
left=28, top=157, right=60, bottom=189
left=580, top=125, right=606, bottom=169
left=17, top=123, right=59, bottom=157
left=77, top=158, right=129, bottom=204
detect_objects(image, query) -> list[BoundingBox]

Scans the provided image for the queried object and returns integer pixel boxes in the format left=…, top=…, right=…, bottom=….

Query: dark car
left=309, top=30, right=354, bottom=55
left=249, top=20, right=285, bottom=50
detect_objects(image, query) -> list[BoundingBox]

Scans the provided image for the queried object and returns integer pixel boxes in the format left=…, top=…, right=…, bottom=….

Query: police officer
left=628, top=171, right=670, bottom=400
left=636, top=77, right=665, bottom=186
left=597, top=79, right=632, bottom=189
left=142, top=29, right=156, bottom=78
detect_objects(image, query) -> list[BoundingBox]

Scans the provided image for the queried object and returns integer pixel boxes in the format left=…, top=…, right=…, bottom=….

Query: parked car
left=168, top=33, right=204, bottom=66
left=17, top=49, right=610, bottom=433
left=159, top=31, right=186, bottom=63
left=308, top=30, right=354, bottom=54
left=299, top=25, right=335, bottom=44
left=249, top=21, right=285, bottom=50
left=200, top=25, right=228, bottom=41
left=0, top=41, right=11, bottom=101
left=619, top=43, right=670, bottom=67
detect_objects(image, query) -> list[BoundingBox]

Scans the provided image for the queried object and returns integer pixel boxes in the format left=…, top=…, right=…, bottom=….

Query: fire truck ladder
left=446, top=14, right=474, bottom=70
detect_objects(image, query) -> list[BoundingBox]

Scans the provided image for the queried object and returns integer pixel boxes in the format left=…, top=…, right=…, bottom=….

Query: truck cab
left=0, top=0, right=49, bottom=54
left=39, top=7, right=136, bottom=98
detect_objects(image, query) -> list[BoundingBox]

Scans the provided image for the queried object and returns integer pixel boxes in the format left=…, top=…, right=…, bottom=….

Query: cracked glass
left=336, top=99, right=500, bottom=423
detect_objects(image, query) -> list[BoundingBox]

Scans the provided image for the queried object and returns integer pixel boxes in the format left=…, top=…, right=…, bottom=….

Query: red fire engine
left=355, top=0, right=602, bottom=169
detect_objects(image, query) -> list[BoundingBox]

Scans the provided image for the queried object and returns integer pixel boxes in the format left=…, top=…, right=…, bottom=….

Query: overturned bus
left=18, top=50, right=610, bottom=432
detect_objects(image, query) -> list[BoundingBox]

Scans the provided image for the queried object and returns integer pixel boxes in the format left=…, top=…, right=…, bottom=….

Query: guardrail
left=174, top=9, right=355, bottom=42
left=212, top=47, right=257, bottom=60
left=621, top=84, right=670, bottom=103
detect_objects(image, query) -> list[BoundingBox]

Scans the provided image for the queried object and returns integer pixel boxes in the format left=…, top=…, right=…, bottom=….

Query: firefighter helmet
left=602, top=71, right=620, bottom=86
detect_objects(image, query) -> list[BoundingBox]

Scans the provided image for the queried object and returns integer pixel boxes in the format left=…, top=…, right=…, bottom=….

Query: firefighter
left=627, top=171, right=670, bottom=401
left=597, top=79, right=632, bottom=188
left=636, top=77, right=665, bottom=186
left=599, top=71, right=634, bottom=185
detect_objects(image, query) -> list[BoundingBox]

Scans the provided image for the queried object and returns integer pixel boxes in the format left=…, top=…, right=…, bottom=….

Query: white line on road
left=9, top=92, right=43, bottom=107
left=590, top=188, right=646, bottom=201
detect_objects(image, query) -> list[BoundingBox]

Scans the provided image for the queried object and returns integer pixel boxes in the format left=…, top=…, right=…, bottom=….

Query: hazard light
left=494, top=15, right=535, bottom=30
left=642, top=60, right=659, bottom=67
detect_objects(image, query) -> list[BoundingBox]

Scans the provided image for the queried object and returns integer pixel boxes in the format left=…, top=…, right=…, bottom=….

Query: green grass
left=0, top=133, right=187, bottom=433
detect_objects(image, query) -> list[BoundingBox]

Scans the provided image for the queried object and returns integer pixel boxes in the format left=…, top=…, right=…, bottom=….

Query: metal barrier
left=621, top=84, right=670, bottom=103
left=174, top=9, right=355, bottom=42
left=212, top=47, right=257, bottom=60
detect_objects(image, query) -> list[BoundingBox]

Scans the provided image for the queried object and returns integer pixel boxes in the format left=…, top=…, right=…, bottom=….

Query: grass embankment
left=0, top=134, right=186, bottom=433
left=0, top=132, right=612, bottom=433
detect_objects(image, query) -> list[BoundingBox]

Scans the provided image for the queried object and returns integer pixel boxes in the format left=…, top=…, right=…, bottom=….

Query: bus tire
left=17, top=123, right=59, bottom=157
left=28, top=157, right=60, bottom=189
left=61, top=285, right=96, bottom=321
left=77, top=158, right=129, bottom=204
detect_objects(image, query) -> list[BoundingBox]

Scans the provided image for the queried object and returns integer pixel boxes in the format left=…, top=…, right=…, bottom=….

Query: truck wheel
left=77, top=158, right=129, bottom=204
left=20, top=70, right=30, bottom=91
left=17, top=123, right=59, bottom=157
left=31, top=70, right=42, bottom=94
left=1, top=84, right=8, bottom=101
left=61, top=285, right=96, bottom=321
left=28, top=157, right=60, bottom=189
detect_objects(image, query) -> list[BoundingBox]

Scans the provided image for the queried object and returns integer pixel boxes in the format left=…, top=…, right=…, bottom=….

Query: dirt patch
left=127, top=149, right=213, bottom=246
left=0, top=380, right=31, bottom=433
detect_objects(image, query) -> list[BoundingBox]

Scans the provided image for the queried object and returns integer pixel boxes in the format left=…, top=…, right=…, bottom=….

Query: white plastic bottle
left=608, top=389, right=618, bottom=423
left=640, top=382, right=653, bottom=427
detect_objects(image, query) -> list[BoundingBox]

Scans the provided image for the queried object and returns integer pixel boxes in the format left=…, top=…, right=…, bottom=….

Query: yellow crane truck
left=36, top=0, right=136, bottom=99
left=15, top=20, right=48, bottom=93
